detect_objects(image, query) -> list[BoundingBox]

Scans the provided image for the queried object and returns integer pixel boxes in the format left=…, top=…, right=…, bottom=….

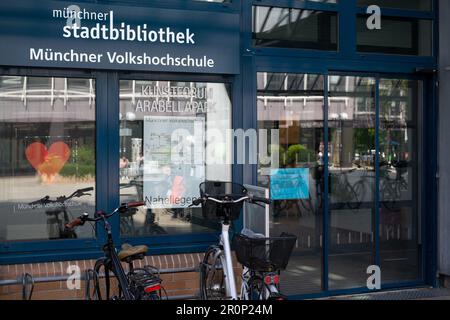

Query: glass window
left=357, top=0, right=431, bottom=11
left=257, top=72, right=324, bottom=294
left=253, top=6, right=338, bottom=51
left=379, top=78, right=422, bottom=282
left=0, top=76, right=96, bottom=242
left=119, top=80, right=232, bottom=237
left=357, top=16, right=432, bottom=56
left=328, top=75, right=376, bottom=290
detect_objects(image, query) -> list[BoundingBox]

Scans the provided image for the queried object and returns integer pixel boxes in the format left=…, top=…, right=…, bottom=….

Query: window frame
left=244, top=0, right=437, bottom=64
left=0, top=67, right=103, bottom=264
left=116, top=71, right=241, bottom=252
left=356, top=0, right=434, bottom=12
left=252, top=5, right=340, bottom=51
left=0, top=68, right=242, bottom=265
left=355, top=7, right=435, bottom=57
left=246, top=0, right=340, bottom=59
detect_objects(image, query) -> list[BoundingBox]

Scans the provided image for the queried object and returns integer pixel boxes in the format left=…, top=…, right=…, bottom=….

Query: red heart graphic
left=25, top=142, right=71, bottom=177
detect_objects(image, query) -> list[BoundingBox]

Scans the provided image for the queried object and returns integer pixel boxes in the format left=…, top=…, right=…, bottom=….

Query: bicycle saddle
left=118, top=243, right=148, bottom=261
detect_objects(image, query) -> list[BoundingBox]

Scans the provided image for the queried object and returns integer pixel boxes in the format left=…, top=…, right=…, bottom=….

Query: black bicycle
left=330, top=168, right=365, bottom=210
left=65, top=201, right=164, bottom=300
left=29, top=187, right=94, bottom=239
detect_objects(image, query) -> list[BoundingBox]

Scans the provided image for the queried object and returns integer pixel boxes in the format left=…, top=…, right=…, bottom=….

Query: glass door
left=257, top=71, right=425, bottom=296
left=257, top=72, right=325, bottom=295
left=327, top=75, right=423, bottom=289
left=327, top=75, right=377, bottom=289
left=378, top=78, right=422, bottom=283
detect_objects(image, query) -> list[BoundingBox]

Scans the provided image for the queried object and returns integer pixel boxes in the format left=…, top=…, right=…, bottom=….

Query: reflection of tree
left=60, top=144, right=95, bottom=178
left=379, top=79, right=412, bottom=163
left=286, top=144, right=315, bottom=165
left=262, top=144, right=315, bottom=168
left=354, top=128, right=375, bottom=155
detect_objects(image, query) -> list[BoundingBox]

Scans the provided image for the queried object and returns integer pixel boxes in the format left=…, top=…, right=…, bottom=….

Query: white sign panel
left=143, top=116, right=205, bottom=208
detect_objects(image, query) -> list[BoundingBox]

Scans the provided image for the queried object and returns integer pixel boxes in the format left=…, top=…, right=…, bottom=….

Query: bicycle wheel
left=299, top=197, right=313, bottom=215
left=381, top=182, right=397, bottom=211
left=93, top=258, right=126, bottom=300
left=347, top=180, right=365, bottom=210
left=272, top=201, right=287, bottom=217
left=248, top=276, right=270, bottom=300
left=329, top=177, right=345, bottom=210
left=199, top=246, right=226, bottom=300
left=84, top=269, right=100, bottom=300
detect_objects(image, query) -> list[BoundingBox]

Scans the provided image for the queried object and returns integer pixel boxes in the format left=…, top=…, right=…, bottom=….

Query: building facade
left=0, top=0, right=445, bottom=299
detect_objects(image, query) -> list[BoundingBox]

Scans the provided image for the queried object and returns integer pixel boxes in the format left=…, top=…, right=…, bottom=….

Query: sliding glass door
left=257, top=72, right=324, bottom=294
left=378, top=78, right=422, bottom=283
left=257, top=72, right=424, bottom=295
left=327, top=75, right=377, bottom=289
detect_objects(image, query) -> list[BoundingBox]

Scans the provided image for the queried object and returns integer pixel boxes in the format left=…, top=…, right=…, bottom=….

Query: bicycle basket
left=199, top=181, right=247, bottom=221
left=233, top=233, right=297, bottom=272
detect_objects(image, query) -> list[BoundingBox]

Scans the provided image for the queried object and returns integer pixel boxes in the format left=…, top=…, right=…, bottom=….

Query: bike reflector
left=274, top=275, right=280, bottom=284
left=144, top=284, right=161, bottom=293
left=264, top=274, right=280, bottom=285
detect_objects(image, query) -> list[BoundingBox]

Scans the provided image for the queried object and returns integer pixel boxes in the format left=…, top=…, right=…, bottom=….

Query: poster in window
left=143, top=116, right=205, bottom=208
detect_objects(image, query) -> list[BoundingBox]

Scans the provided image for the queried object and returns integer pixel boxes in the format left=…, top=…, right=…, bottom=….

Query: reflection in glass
left=328, top=76, right=376, bottom=289
left=257, top=72, right=324, bottom=294
left=253, top=6, right=338, bottom=50
left=119, top=80, right=232, bottom=237
left=357, top=0, right=431, bottom=11
left=195, top=0, right=229, bottom=2
left=0, top=76, right=96, bottom=241
left=379, top=79, right=421, bottom=282
left=357, top=16, right=432, bottom=56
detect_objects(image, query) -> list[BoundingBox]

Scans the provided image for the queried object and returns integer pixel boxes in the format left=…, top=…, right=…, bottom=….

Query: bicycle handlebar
left=190, top=194, right=271, bottom=207
left=78, top=187, right=94, bottom=193
left=64, top=201, right=146, bottom=231
left=28, top=196, right=50, bottom=206
left=29, top=187, right=94, bottom=206
left=65, top=218, right=84, bottom=229
left=126, top=201, right=145, bottom=208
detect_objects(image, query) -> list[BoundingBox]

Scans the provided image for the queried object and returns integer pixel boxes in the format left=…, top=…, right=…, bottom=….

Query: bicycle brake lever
left=78, top=192, right=91, bottom=197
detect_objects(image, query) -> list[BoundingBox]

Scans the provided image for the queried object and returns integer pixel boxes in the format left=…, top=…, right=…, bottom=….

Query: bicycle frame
left=100, top=215, right=133, bottom=300
left=194, top=185, right=271, bottom=300
left=219, top=221, right=238, bottom=300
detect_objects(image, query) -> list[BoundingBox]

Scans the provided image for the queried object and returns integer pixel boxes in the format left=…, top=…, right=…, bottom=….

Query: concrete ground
left=320, top=287, right=450, bottom=300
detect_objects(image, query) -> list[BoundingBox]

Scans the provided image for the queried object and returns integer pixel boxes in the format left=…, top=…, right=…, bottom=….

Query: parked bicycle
left=379, top=162, right=409, bottom=211
left=356, top=162, right=409, bottom=212
left=192, top=181, right=296, bottom=300
left=65, top=201, right=164, bottom=300
left=330, top=168, right=365, bottom=210
left=29, top=187, right=94, bottom=239
left=236, top=229, right=296, bottom=300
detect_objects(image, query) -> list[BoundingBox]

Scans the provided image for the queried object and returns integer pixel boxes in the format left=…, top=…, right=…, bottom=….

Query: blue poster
left=270, top=168, right=309, bottom=200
